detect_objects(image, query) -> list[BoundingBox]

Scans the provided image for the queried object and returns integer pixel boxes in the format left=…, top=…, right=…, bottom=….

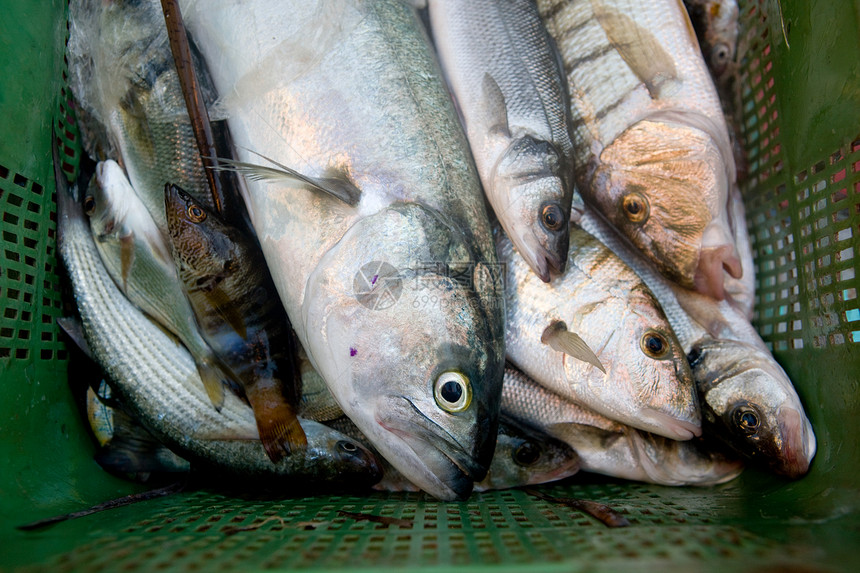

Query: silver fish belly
left=184, top=0, right=505, bottom=500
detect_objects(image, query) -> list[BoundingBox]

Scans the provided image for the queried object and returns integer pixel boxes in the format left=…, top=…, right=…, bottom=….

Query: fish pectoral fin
left=478, top=73, right=511, bottom=139
left=195, top=358, right=227, bottom=412
left=591, top=0, right=678, bottom=98
left=257, top=407, right=308, bottom=464
left=541, top=321, right=606, bottom=373
left=203, top=284, right=248, bottom=339
left=118, top=231, right=135, bottom=292
left=57, top=316, right=94, bottom=360
left=210, top=150, right=360, bottom=206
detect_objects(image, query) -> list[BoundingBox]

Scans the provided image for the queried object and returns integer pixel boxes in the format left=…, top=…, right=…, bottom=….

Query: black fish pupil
left=542, top=205, right=561, bottom=229
left=338, top=441, right=358, bottom=453
left=647, top=335, right=664, bottom=354
left=514, top=442, right=541, bottom=466
left=740, top=412, right=757, bottom=428
left=626, top=200, right=641, bottom=214
left=440, top=381, right=463, bottom=404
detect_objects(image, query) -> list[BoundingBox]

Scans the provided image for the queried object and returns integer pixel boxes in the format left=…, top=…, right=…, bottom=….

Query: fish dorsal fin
left=210, top=149, right=360, bottom=206
left=479, top=73, right=511, bottom=138
left=541, top=320, right=606, bottom=373
left=591, top=0, right=678, bottom=99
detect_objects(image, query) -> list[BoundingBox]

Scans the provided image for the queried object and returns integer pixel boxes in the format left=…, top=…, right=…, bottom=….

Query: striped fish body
left=537, top=0, right=740, bottom=299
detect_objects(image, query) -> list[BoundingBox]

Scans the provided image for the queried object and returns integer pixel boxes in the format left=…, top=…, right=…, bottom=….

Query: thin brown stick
left=524, top=488, right=631, bottom=528
left=160, top=0, right=224, bottom=214
left=17, top=481, right=185, bottom=531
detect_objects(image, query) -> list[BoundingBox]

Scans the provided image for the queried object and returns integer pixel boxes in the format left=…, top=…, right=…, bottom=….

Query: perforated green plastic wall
left=2, top=1, right=858, bottom=571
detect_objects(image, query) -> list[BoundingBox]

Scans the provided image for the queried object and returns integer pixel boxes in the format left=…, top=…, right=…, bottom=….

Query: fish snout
left=693, top=244, right=743, bottom=300
left=774, top=406, right=816, bottom=478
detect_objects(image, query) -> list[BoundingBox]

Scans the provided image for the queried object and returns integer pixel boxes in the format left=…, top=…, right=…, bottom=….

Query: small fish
left=428, top=0, right=575, bottom=281
left=84, top=159, right=231, bottom=409
left=502, top=367, right=743, bottom=486
left=578, top=205, right=816, bottom=478
left=683, top=0, right=740, bottom=83
left=163, top=183, right=305, bottom=463
left=55, top=149, right=381, bottom=487
left=473, top=418, right=580, bottom=492
left=499, top=224, right=702, bottom=440
left=538, top=0, right=741, bottom=299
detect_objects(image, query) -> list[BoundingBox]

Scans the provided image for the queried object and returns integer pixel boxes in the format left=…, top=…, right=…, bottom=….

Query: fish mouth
left=773, top=406, right=816, bottom=478
left=376, top=397, right=483, bottom=500
left=638, top=409, right=702, bottom=441
left=532, top=454, right=580, bottom=486
left=519, top=240, right=565, bottom=283
left=693, top=245, right=743, bottom=300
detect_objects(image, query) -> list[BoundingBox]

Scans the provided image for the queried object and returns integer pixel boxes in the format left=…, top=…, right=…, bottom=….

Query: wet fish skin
left=683, top=0, right=739, bottom=83
left=163, top=183, right=306, bottom=463
left=68, top=0, right=236, bottom=232
left=183, top=0, right=505, bottom=500
left=537, top=0, right=740, bottom=299
left=577, top=205, right=816, bottom=478
left=499, top=224, right=701, bottom=440
left=85, top=159, right=230, bottom=409
left=501, top=367, right=743, bottom=486
left=428, top=0, right=575, bottom=282
left=56, top=155, right=381, bottom=487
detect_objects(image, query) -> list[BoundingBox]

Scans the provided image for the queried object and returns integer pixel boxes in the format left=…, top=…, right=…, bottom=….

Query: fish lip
left=376, top=396, right=481, bottom=499
left=693, top=245, right=742, bottom=300
left=773, top=406, right=815, bottom=478
left=638, top=409, right=702, bottom=441
left=526, top=246, right=565, bottom=283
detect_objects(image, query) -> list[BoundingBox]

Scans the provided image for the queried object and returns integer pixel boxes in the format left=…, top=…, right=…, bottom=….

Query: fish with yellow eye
left=163, top=183, right=305, bottom=463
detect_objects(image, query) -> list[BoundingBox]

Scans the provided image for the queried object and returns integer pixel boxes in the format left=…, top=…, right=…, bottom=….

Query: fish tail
left=255, top=402, right=308, bottom=463
left=195, top=358, right=228, bottom=412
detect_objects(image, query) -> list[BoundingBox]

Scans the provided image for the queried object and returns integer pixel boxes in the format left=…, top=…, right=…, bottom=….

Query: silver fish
left=428, top=0, right=575, bottom=281
left=577, top=205, right=816, bottom=478
left=537, top=0, right=741, bottom=299
left=84, top=159, right=231, bottom=409
left=183, top=0, right=505, bottom=501
left=68, top=0, right=226, bottom=232
left=502, top=368, right=743, bottom=486
left=499, top=224, right=702, bottom=440
left=56, top=152, right=383, bottom=487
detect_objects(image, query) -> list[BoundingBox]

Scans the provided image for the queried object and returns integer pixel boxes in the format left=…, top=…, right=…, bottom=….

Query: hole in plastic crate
left=830, top=333, right=845, bottom=345
left=839, top=268, right=855, bottom=282
left=843, top=288, right=858, bottom=301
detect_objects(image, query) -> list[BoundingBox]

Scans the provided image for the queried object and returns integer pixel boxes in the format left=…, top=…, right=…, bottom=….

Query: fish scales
left=183, top=0, right=505, bottom=500
left=499, top=224, right=701, bottom=440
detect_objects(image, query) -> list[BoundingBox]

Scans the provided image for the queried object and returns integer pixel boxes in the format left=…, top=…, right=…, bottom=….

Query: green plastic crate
left=2, top=0, right=858, bottom=570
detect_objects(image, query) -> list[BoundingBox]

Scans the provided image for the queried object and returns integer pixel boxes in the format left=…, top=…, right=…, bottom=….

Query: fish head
left=587, top=119, right=740, bottom=297
left=689, top=340, right=816, bottom=478
left=492, top=136, right=572, bottom=282
left=594, top=283, right=701, bottom=440
left=475, top=419, right=580, bottom=491
left=299, top=419, right=384, bottom=488
left=302, top=202, right=505, bottom=500
left=163, top=183, right=242, bottom=278
left=630, top=431, right=744, bottom=486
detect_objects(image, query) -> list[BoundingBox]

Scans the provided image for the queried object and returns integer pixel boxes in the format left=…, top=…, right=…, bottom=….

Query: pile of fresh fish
left=56, top=0, right=815, bottom=502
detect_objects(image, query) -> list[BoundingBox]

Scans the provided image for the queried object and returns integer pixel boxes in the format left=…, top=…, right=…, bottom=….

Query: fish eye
left=711, top=43, right=731, bottom=67
left=337, top=440, right=359, bottom=453
left=186, top=204, right=207, bottom=223
left=513, top=441, right=542, bottom=467
left=622, top=192, right=649, bottom=224
left=540, top=203, right=564, bottom=232
left=434, top=371, right=471, bottom=413
left=640, top=330, right=670, bottom=359
left=83, top=195, right=96, bottom=215
left=732, top=406, right=760, bottom=435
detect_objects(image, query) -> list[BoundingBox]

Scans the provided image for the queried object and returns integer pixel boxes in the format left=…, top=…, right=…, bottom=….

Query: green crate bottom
left=6, top=472, right=857, bottom=573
